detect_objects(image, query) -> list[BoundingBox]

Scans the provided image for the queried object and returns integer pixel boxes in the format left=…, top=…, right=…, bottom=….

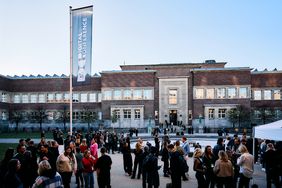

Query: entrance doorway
left=169, top=110, right=177, bottom=125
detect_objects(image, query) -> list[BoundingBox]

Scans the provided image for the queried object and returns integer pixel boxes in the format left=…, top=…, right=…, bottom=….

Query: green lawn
left=0, top=131, right=53, bottom=139
left=0, top=143, right=19, bottom=160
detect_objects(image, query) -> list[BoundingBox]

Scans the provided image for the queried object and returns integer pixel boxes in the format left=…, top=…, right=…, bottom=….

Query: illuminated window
left=64, top=93, right=70, bottom=101
left=113, top=90, right=122, bottom=100
left=253, top=90, right=261, bottom=100
left=89, top=93, right=96, bottom=102
left=38, top=94, right=45, bottom=103
left=98, top=93, right=102, bottom=102
left=195, top=88, right=204, bottom=99
left=218, top=109, right=227, bottom=119
left=206, top=89, right=215, bottom=99
left=30, top=94, right=37, bottom=103
left=1, top=93, right=7, bottom=102
left=73, top=93, right=79, bottom=102
left=264, top=90, right=271, bottom=100
left=143, top=89, right=153, bottom=99
left=217, top=88, right=226, bottom=99
left=274, top=90, right=281, bottom=100
left=47, top=93, right=54, bottom=102
left=228, top=88, right=236, bottom=98
left=133, top=90, right=142, bottom=100
left=208, top=109, right=215, bottom=119
left=169, top=89, right=178, bottom=104
left=56, top=93, right=63, bottom=101
left=123, top=90, right=132, bottom=100
left=239, top=87, right=247, bottom=98
left=22, top=95, right=29, bottom=103
left=103, top=90, right=112, bottom=100
left=123, top=109, right=131, bottom=119
left=14, top=95, right=21, bottom=103
left=81, top=93, right=88, bottom=102
left=134, top=109, right=141, bottom=119
left=1, top=111, right=7, bottom=120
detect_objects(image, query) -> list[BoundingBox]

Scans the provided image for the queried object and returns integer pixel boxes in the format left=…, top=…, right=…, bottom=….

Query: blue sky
left=0, top=0, right=281, bottom=76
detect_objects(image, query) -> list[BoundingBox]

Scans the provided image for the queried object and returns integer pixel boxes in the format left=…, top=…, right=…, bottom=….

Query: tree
left=252, top=107, right=275, bottom=125
left=81, top=107, right=97, bottom=131
left=56, top=106, right=69, bottom=131
left=30, top=107, right=47, bottom=131
left=9, top=110, right=23, bottom=133
left=228, top=105, right=251, bottom=130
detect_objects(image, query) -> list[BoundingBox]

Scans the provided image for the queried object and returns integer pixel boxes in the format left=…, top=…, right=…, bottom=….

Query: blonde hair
left=38, top=160, right=51, bottom=176
left=193, top=148, right=203, bottom=158
left=218, top=150, right=228, bottom=162
left=238, top=145, right=248, bottom=154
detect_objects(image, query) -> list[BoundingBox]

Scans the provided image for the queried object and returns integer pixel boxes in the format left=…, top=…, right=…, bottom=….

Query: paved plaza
left=69, top=151, right=266, bottom=188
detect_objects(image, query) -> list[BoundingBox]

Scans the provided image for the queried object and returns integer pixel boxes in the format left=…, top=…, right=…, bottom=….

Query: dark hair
left=100, top=147, right=107, bottom=154
left=76, top=147, right=81, bottom=153
left=7, top=159, right=19, bottom=173
left=217, top=137, right=224, bottom=145
left=167, top=144, right=174, bottom=149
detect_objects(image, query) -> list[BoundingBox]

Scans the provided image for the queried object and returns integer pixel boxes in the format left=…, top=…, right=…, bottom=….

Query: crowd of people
left=192, top=134, right=282, bottom=188
left=0, top=129, right=281, bottom=188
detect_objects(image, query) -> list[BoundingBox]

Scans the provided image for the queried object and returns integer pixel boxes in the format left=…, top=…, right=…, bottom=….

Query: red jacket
left=82, top=156, right=96, bottom=173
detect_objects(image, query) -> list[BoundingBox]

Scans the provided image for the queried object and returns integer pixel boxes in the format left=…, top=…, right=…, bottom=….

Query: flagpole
left=69, top=6, right=73, bottom=136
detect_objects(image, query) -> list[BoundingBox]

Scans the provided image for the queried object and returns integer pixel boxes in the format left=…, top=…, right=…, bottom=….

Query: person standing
left=131, top=138, right=143, bottom=179
left=96, top=147, right=112, bottom=188
left=202, top=145, right=216, bottom=188
left=122, top=136, right=132, bottom=176
left=32, top=160, right=63, bottom=188
left=193, top=148, right=207, bottom=188
left=213, top=151, right=233, bottom=188
left=2, top=159, right=22, bottom=188
left=82, top=150, right=96, bottom=188
left=142, top=146, right=160, bottom=188
left=56, top=146, right=77, bottom=188
left=90, top=138, right=98, bottom=159
left=161, top=141, right=170, bottom=177
left=237, top=145, right=254, bottom=188
left=75, top=147, right=84, bottom=188
left=167, top=144, right=182, bottom=188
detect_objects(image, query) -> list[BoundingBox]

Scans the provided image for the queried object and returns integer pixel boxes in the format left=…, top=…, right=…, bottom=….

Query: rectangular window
left=47, top=111, right=54, bottom=120
left=73, top=111, right=79, bottom=120
left=143, top=89, right=153, bottom=100
left=104, top=90, right=112, bottom=100
left=47, top=93, right=54, bottom=102
left=38, top=94, right=46, bottom=103
left=218, top=109, right=227, bottom=119
left=81, top=93, right=88, bottom=103
left=208, top=109, right=215, bottom=119
left=56, top=93, right=63, bottom=101
left=123, top=109, right=131, bottom=119
left=22, top=94, right=29, bottom=103
left=133, top=90, right=142, bottom=100
left=64, top=93, right=70, bottom=101
left=113, top=109, right=120, bottom=119
left=228, top=88, right=236, bottom=98
left=14, top=95, right=21, bottom=103
left=254, top=110, right=261, bottom=119
left=89, top=93, right=96, bottom=102
left=239, top=87, right=248, bottom=98
left=98, top=93, right=102, bottom=102
left=1, top=111, right=7, bottom=120
left=254, top=90, right=261, bottom=100
left=206, top=89, right=215, bottom=99
left=113, top=90, right=122, bottom=100
left=274, top=90, right=281, bottom=100
left=169, top=89, right=178, bottom=104
left=264, top=90, right=271, bottom=100
left=30, top=94, right=37, bottom=103
left=1, top=93, right=7, bottom=102
left=73, top=93, right=79, bottom=102
left=195, top=88, right=204, bottom=99
left=217, top=88, right=226, bottom=99
left=134, top=109, right=141, bottom=119
left=123, top=89, right=132, bottom=100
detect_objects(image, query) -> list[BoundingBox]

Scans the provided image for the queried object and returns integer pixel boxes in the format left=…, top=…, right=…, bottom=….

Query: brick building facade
left=1, top=61, right=282, bottom=132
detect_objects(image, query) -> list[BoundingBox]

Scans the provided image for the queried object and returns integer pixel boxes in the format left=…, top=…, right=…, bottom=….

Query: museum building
left=1, top=60, right=282, bottom=131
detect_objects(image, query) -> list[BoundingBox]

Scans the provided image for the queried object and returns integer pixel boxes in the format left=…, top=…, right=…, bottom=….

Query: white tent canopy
left=254, top=120, right=282, bottom=141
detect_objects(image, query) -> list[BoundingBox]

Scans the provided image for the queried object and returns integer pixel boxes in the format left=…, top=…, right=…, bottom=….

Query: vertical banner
left=71, top=6, right=93, bottom=85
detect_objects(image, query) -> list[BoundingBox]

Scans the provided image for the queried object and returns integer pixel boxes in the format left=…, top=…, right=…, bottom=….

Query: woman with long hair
left=56, top=146, right=77, bottom=188
left=193, top=148, right=207, bottom=188
left=82, top=149, right=96, bottom=188
left=213, top=151, right=233, bottom=188
left=202, top=145, right=216, bottom=188
left=2, top=159, right=22, bottom=188
left=237, top=145, right=254, bottom=188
